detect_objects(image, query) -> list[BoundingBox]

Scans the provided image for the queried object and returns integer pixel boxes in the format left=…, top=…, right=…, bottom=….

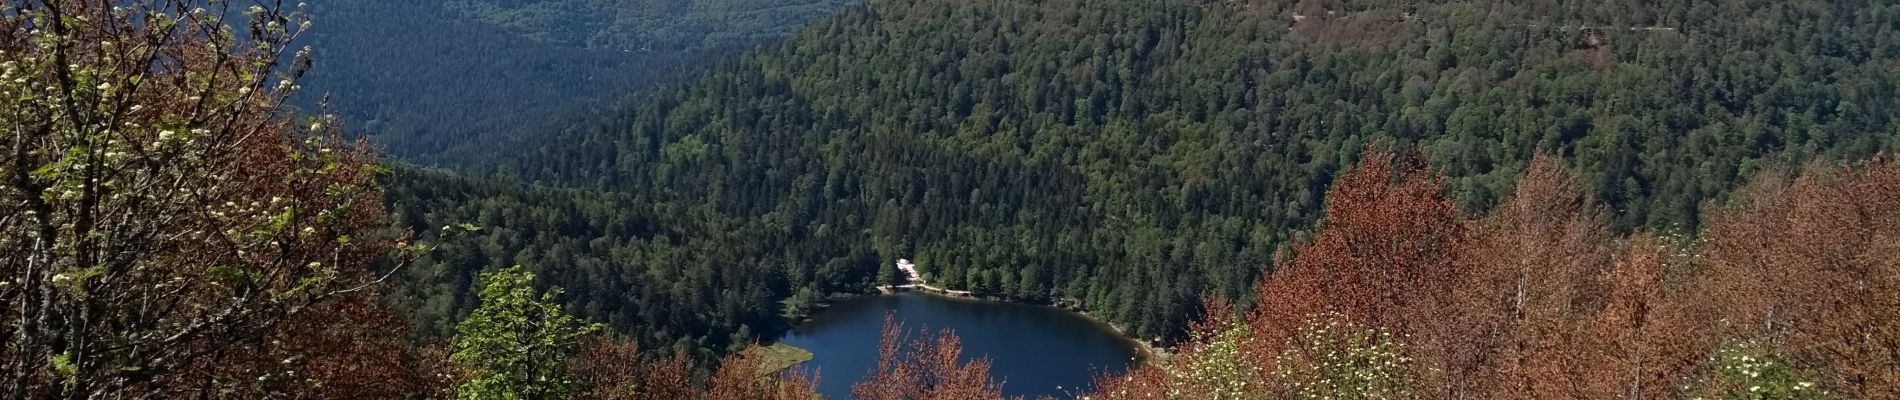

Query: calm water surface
left=777, top=293, right=1142, bottom=399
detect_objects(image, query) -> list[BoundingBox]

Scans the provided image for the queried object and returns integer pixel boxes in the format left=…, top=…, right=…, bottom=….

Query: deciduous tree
left=1702, top=158, right=1900, bottom=398
left=853, top=314, right=1012, bottom=400
left=452, top=266, right=601, bottom=399
left=0, top=1, right=408, bottom=397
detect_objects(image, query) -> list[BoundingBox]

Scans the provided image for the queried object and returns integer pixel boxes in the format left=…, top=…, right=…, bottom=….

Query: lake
left=777, top=292, right=1143, bottom=399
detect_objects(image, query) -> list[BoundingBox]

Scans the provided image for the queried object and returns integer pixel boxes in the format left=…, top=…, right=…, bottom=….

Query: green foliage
left=369, top=0, right=1900, bottom=356
left=452, top=266, right=603, bottom=399
left=385, top=167, right=828, bottom=360
left=492, top=0, right=1900, bottom=343
left=51, top=352, right=76, bottom=389
left=1273, top=314, right=1416, bottom=400
left=781, top=286, right=823, bottom=320
left=444, top=0, right=850, bottom=49
left=1690, top=341, right=1832, bottom=400
left=3, top=1, right=402, bottom=396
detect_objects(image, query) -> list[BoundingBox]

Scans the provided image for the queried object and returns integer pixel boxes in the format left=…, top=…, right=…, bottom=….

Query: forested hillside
left=9, top=0, right=1900, bottom=398
left=383, top=169, right=878, bottom=358
left=471, top=0, right=1900, bottom=342
left=445, top=0, right=851, bottom=50
left=296, top=0, right=848, bottom=165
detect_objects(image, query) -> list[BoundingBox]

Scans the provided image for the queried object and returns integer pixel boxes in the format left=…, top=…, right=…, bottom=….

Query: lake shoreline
left=784, top=289, right=1171, bottom=366
left=769, top=259, right=1170, bottom=385
left=773, top=291, right=1156, bottom=398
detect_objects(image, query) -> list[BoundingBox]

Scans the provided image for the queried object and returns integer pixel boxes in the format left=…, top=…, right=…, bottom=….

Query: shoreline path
left=885, top=259, right=971, bottom=296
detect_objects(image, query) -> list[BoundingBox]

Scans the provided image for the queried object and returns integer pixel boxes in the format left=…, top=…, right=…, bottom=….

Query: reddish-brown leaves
left=159, top=296, right=447, bottom=399
left=705, top=347, right=822, bottom=400
left=1245, top=148, right=1462, bottom=390
left=1092, top=151, right=1900, bottom=400
left=571, top=337, right=648, bottom=399
left=853, top=314, right=1014, bottom=400
left=1572, top=234, right=1712, bottom=399
left=0, top=2, right=419, bottom=397
left=1086, top=364, right=1172, bottom=400
left=1702, top=158, right=1900, bottom=398
left=565, top=340, right=824, bottom=400
left=1448, top=154, right=1616, bottom=399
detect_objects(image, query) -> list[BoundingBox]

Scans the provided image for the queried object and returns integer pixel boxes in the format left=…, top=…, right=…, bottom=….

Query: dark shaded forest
left=296, top=0, right=849, bottom=165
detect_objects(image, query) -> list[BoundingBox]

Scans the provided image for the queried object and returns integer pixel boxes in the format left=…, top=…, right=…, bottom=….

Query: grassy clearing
left=752, top=343, right=815, bottom=377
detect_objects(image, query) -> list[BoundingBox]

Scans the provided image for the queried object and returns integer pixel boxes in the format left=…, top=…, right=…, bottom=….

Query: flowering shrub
left=1101, top=312, right=1420, bottom=400
left=1689, top=341, right=1831, bottom=400
left=1273, top=313, right=1415, bottom=400
left=1167, top=321, right=1266, bottom=400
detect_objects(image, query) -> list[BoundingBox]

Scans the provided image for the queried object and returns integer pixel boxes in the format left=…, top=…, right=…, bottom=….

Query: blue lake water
left=776, top=293, right=1143, bottom=399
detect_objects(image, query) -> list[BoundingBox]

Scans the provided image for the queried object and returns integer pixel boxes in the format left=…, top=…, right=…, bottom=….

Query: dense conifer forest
left=5, top=0, right=1899, bottom=398
left=389, top=0, right=1900, bottom=348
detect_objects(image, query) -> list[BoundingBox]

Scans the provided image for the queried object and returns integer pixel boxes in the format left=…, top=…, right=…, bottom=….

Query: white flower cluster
left=1166, top=321, right=1266, bottom=400
left=1689, top=340, right=1827, bottom=400
left=1274, top=312, right=1415, bottom=400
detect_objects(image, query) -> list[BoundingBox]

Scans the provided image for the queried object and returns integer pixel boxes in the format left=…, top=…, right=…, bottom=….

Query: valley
left=4, top=0, right=1899, bottom=398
